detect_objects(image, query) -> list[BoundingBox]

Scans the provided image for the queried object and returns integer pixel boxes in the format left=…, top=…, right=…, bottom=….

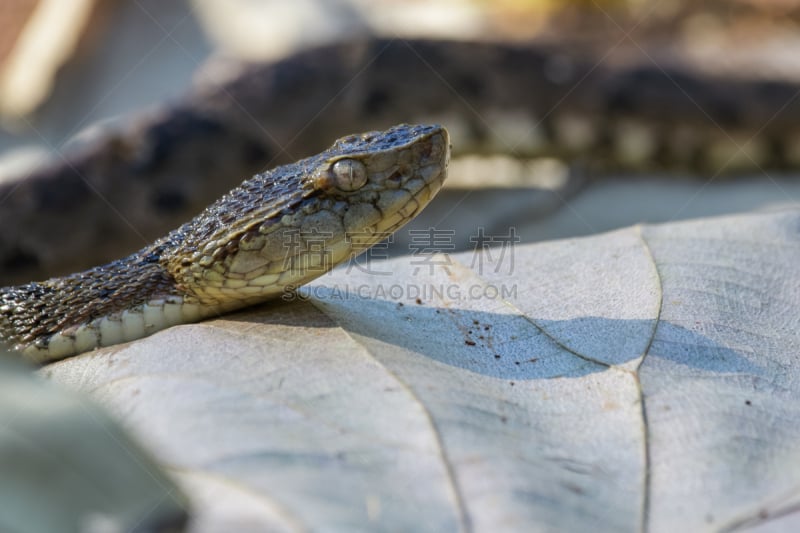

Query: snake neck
left=0, top=243, right=201, bottom=361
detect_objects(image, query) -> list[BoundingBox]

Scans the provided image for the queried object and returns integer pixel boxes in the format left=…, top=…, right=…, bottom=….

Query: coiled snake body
left=0, top=124, right=449, bottom=362
left=2, top=37, right=798, bottom=362
left=3, top=39, right=800, bottom=286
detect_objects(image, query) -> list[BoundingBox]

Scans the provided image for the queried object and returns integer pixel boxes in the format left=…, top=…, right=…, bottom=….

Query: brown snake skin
left=2, top=38, right=800, bottom=285
left=1, top=124, right=449, bottom=361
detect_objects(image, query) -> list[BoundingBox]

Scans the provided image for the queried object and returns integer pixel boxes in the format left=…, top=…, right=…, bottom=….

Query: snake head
left=169, top=123, right=450, bottom=306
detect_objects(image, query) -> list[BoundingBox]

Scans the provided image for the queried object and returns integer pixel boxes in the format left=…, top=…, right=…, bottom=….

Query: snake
left=4, top=39, right=800, bottom=287
left=0, top=123, right=449, bottom=362
left=1, top=37, right=798, bottom=360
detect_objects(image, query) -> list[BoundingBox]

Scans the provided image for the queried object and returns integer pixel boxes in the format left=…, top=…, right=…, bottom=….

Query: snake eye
left=331, top=159, right=367, bottom=191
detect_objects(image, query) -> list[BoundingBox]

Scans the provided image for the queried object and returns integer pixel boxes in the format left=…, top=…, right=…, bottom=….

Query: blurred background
left=2, top=3, right=800, bottom=530
left=1, top=0, right=800, bottom=284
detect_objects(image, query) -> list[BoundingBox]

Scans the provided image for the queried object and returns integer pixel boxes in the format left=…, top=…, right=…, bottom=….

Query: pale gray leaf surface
left=43, top=210, right=800, bottom=532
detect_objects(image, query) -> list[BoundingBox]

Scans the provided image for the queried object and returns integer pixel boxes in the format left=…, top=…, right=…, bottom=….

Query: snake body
left=0, top=124, right=449, bottom=362
left=4, top=39, right=800, bottom=285
left=1, top=38, right=798, bottom=360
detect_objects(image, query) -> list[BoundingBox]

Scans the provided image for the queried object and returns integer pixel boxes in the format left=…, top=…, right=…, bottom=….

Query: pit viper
left=1, top=37, right=798, bottom=360
left=0, top=123, right=449, bottom=362
left=3, top=39, right=799, bottom=285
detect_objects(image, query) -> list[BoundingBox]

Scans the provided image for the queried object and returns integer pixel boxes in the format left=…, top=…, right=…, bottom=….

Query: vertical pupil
left=332, top=159, right=367, bottom=191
